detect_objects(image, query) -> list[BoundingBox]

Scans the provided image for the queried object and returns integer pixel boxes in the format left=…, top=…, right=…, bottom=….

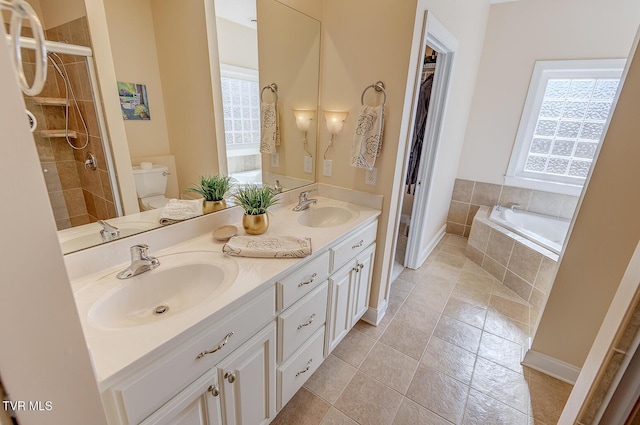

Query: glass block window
left=506, top=59, right=625, bottom=195
left=219, top=65, right=260, bottom=154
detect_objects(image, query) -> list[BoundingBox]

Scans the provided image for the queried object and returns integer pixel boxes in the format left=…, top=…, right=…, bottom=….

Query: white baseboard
left=416, top=224, right=446, bottom=267
left=362, top=299, right=388, bottom=326
left=522, top=349, right=581, bottom=384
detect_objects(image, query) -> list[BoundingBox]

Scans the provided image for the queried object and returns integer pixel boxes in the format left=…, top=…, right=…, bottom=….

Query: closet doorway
left=392, top=12, right=458, bottom=278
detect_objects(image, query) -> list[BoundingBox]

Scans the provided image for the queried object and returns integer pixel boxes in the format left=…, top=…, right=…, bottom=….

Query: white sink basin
left=88, top=251, right=238, bottom=329
left=297, top=206, right=360, bottom=228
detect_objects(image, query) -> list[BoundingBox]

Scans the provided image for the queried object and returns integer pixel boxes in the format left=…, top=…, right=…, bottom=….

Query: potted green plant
left=187, top=174, right=233, bottom=214
left=233, top=184, right=279, bottom=235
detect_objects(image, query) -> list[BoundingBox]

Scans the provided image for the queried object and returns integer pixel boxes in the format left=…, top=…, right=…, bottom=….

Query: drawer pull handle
left=297, top=313, right=316, bottom=330
left=352, top=240, right=364, bottom=249
left=295, top=359, right=313, bottom=377
left=208, top=385, right=220, bottom=397
left=224, top=372, right=236, bottom=383
left=298, top=273, right=317, bottom=288
left=196, top=332, right=234, bottom=359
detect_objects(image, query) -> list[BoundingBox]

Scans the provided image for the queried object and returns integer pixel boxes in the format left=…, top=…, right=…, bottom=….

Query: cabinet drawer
left=278, top=282, right=328, bottom=362
left=112, top=287, right=275, bottom=425
left=277, top=327, right=325, bottom=410
left=330, top=220, right=377, bottom=272
left=277, top=251, right=330, bottom=311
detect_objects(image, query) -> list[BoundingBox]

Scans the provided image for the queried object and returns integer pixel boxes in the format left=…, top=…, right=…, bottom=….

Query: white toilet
left=132, top=164, right=170, bottom=210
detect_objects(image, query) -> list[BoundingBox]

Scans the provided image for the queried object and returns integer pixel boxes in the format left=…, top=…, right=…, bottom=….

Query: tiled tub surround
left=467, top=206, right=558, bottom=323
left=446, top=178, right=579, bottom=237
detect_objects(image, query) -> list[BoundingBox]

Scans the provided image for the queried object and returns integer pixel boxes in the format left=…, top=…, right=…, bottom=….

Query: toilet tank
left=132, top=165, right=169, bottom=198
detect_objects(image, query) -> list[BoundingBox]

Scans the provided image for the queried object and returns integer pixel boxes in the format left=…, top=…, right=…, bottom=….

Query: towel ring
left=260, top=83, right=278, bottom=103
left=361, top=81, right=387, bottom=107
left=1, top=0, right=47, bottom=96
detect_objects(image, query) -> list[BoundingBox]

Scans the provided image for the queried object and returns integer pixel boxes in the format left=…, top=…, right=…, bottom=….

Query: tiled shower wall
left=19, top=17, right=116, bottom=230
left=446, top=178, right=580, bottom=237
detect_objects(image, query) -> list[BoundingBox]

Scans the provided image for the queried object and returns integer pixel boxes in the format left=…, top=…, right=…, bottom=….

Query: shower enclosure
left=9, top=16, right=121, bottom=230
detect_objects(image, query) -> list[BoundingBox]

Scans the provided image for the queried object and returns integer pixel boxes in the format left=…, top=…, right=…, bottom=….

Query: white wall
left=319, top=0, right=491, bottom=310
left=216, top=17, right=258, bottom=70
left=0, top=27, right=107, bottom=425
left=457, top=0, right=640, bottom=185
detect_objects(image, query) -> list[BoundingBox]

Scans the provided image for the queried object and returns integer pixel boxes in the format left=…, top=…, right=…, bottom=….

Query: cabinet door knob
left=224, top=372, right=236, bottom=383
left=298, top=273, right=317, bottom=288
left=196, top=332, right=234, bottom=359
left=358, top=263, right=364, bottom=271
left=208, top=385, right=220, bottom=397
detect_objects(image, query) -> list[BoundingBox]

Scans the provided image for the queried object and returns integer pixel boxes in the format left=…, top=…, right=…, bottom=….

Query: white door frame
left=403, top=12, right=458, bottom=269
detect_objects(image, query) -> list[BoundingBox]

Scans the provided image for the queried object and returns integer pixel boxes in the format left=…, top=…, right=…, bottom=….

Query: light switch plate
left=365, top=167, right=377, bottom=185
left=303, top=156, right=313, bottom=174
left=322, top=159, right=332, bottom=177
left=271, top=153, right=279, bottom=167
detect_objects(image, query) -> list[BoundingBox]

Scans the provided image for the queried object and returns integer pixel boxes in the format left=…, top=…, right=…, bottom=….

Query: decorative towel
left=260, top=101, right=280, bottom=153
left=350, top=104, right=384, bottom=170
left=159, top=199, right=203, bottom=225
left=222, top=236, right=311, bottom=258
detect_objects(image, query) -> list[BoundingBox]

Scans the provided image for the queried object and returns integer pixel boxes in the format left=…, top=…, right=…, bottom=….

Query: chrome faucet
left=117, top=244, right=160, bottom=279
left=292, top=190, right=317, bottom=211
left=98, top=220, right=120, bottom=242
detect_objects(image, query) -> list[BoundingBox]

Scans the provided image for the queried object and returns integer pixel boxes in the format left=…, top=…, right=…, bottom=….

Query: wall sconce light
left=293, top=109, right=315, bottom=156
left=323, top=110, right=348, bottom=159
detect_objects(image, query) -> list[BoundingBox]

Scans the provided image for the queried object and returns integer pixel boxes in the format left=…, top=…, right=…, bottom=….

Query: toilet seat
left=141, top=195, right=170, bottom=210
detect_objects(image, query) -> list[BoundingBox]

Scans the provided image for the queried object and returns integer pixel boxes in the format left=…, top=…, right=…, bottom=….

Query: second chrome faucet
left=292, top=190, right=317, bottom=211
left=117, top=244, right=160, bottom=279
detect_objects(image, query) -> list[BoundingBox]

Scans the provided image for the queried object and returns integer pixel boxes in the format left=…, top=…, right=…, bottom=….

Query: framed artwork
left=118, top=82, right=151, bottom=120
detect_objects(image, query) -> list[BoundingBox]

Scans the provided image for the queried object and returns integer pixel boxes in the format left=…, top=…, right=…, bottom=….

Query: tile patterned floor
left=272, top=234, right=573, bottom=425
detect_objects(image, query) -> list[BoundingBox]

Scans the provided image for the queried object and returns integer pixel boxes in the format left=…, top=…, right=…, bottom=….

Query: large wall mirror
left=8, top=0, right=320, bottom=254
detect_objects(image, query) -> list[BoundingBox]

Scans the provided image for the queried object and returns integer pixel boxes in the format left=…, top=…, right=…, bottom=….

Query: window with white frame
left=219, top=64, right=261, bottom=157
left=505, top=59, right=625, bottom=195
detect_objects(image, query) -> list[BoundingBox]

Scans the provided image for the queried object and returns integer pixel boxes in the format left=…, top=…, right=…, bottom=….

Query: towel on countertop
left=260, top=100, right=280, bottom=154
left=159, top=199, right=203, bottom=225
left=222, top=236, right=311, bottom=258
left=350, top=104, right=384, bottom=170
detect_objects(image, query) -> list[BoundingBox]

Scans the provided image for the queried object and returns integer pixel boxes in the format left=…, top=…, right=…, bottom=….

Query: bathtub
left=489, top=207, right=570, bottom=255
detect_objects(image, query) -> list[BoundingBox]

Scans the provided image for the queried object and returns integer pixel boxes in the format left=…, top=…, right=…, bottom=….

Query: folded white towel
left=159, top=199, right=203, bottom=225
left=350, top=104, right=384, bottom=170
left=260, top=101, right=280, bottom=153
left=222, top=236, right=311, bottom=258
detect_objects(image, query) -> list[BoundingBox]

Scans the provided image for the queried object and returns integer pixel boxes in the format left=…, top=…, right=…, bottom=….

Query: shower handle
left=84, top=152, right=97, bottom=170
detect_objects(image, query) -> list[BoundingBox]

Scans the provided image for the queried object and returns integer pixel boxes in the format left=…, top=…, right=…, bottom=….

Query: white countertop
left=69, top=196, right=380, bottom=388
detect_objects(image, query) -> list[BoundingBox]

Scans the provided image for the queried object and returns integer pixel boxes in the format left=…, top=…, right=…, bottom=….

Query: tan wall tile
left=448, top=200, right=470, bottom=224
left=508, top=243, right=543, bottom=284
left=467, top=204, right=481, bottom=225
left=528, top=190, right=564, bottom=217
left=499, top=186, right=532, bottom=210
left=535, top=257, right=557, bottom=292
left=486, top=230, right=515, bottom=266
left=452, top=179, right=475, bottom=202
left=482, top=256, right=506, bottom=282
left=63, top=188, right=88, bottom=217
left=446, top=222, right=465, bottom=236
left=468, top=220, right=491, bottom=251
left=503, top=271, right=533, bottom=303
left=466, top=244, right=484, bottom=266
left=471, top=182, right=502, bottom=206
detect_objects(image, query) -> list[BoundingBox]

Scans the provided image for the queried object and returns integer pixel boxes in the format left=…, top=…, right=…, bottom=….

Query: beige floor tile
left=435, top=252, right=467, bottom=268
left=379, top=316, right=432, bottom=360
left=320, top=407, right=359, bottom=425
left=462, top=259, right=494, bottom=278
left=443, top=297, right=487, bottom=329
left=394, top=300, right=441, bottom=333
left=404, top=283, right=451, bottom=313
left=471, top=357, right=529, bottom=413
left=491, top=282, right=528, bottom=304
left=450, top=284, right=492, bottom=309
left=421, top=336, right=477, bottom=384
left=526, top=368, right=573, bottom=425
left=462, top=389, right=528, bottom=425
left=399, top=267, right=427, bottom=284
left=386, top=292, right=406, bottom=318
left=441, top=243, right=468, bottom=258
left=484, top=311, right=529, bottom=346
left=272, top=387, right=331, bottom=425
left=458, top=270, right=496, bottom=293
left=332, top=328, right=376, bottom=368
left=489, top=295, right=530, bottom=324
left=353, top=314, right=392, bottom=340
left=406, top=364, right=469, bottom=424
left=424, top=262, right=462, bottom=281
left=304, top=355, right=357, bottom=404
left=390, top=278, right=415, bottom=300
left=445, top=235, right=468, bottom=248
left=478, top=331, right=524, bottom=374
left=392, top=398, right=453, bottom=425
left=359, top=342, right=419, bottom=394
left=334, top=372, right=403, bottom=425
left=433, top=315, right=483, bottom=353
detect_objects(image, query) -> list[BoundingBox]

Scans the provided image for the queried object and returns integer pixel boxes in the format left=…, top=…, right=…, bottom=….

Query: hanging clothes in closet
left=406, top=73, right=434, bottom=194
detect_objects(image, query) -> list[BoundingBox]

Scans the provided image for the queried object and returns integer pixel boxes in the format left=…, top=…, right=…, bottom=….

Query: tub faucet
left=510, top=204, right=521, bottom=211
left=98, top=220, right=120, bottom=242
left=293, top=190, right=317, bottom=211
left=117, top=244, right=160, bottom=279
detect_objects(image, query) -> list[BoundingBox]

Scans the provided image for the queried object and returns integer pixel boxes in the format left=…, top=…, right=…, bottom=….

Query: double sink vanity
left=66, top=189, right=381, bottom=425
